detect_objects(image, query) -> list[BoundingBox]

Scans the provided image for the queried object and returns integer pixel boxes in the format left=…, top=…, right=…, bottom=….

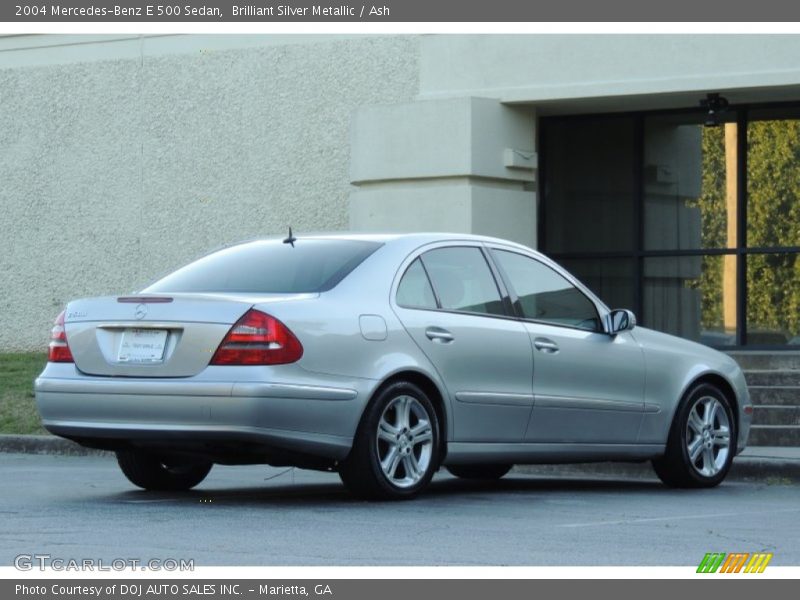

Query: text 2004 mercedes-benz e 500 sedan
left=36, top=233, right=752, bottom=499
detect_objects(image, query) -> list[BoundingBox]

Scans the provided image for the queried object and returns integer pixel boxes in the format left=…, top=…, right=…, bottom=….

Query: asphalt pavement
left=1, top=453, right=798, bottom=566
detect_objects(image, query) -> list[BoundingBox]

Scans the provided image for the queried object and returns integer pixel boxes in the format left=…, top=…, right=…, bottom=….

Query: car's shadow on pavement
left=105, top=473, right=665, bottom=507
left=428, top=475, right=663, bottom=497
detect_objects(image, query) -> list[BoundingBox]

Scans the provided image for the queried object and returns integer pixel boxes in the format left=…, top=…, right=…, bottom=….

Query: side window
left=492, top=249, right=601, bottom=331
left=421, top=247, right=505, bottom=316
left=396, top=258, right=437, bottom=309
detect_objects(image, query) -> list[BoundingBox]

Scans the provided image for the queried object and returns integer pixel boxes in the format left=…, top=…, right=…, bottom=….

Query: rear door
left=392, top=245, right=534, bottom=442
left=488, top=247, right=646, bottom=444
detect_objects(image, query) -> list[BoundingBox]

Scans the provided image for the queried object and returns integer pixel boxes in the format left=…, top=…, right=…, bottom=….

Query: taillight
left=210, top=309, right=303, bottom=366
left=48, top=310, right=74, bottom=363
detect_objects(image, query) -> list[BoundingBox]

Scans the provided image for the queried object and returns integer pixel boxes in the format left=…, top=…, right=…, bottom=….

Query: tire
left=446, top=464, right=512, bottom=480
left=116, top=450, right=212, bottom=491
left=339, top=381, right=440, bottom=500
left=652, top=383, right=736, bottom=488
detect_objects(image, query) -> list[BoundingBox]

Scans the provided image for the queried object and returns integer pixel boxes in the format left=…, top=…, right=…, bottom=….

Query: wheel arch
left=366, top=369, right=449, bottom=461
left=678, top=372, right=740, bottom=452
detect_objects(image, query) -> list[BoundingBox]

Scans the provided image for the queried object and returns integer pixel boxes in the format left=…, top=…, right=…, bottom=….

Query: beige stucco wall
left=5, top=34, right=800, bottom=352
left=349, top=96, right=537, bottom=247
left=348, top=35, right=800, bottom=257
left=418, top=35, right=800, bottom=107
left=0, top=34, right=420, bottom=351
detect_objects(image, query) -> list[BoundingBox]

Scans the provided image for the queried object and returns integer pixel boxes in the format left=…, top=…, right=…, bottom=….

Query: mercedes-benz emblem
left=134, top=304, right=148, bottom=320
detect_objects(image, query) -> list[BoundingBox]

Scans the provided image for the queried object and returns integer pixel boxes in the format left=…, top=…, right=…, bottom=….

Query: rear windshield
left=144, top=239, right=382, bottom=294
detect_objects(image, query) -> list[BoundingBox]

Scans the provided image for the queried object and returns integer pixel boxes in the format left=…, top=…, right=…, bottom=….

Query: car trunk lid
left=63, top=293, right=315, bottom=377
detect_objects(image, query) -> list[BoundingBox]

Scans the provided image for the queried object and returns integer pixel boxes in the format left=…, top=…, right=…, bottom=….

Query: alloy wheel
left=375, top=395, right=434, bottom=488
left=685, top=395, right=731, bottom=477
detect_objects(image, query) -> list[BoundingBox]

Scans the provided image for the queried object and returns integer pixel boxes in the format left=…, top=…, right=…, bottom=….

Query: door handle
left=425, top=327, right=454, bottom=343
left=533, top=337, right=559, bottom=353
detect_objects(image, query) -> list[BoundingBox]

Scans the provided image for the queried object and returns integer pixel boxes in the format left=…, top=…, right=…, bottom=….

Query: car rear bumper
left=35, top=369, right=370, bottom=463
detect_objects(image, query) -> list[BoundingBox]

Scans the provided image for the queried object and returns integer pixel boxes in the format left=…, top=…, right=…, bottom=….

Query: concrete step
left=744, top=370, right=800, bottom=386
left=752, top=405, right=800, bottom=426
left=748, top=425, right=800, bottom=446
left=719, top=354, right=800, bottom=446
left=728, top=351, right=800, bottom=370
left=748, top=386, right=800, bottom=406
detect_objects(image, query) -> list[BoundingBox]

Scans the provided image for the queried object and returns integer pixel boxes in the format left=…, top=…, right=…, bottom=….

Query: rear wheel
left=116, top=450, right=212, bottom=491
left=447, top=464, right=512, bottom=480
left=652, top=383, right=736, bottom=488
left=339, top=381, right=440, bottom=500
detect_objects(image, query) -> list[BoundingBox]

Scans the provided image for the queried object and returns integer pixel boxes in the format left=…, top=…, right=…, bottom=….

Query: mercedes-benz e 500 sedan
left=36, top=233, right=752, bottom=499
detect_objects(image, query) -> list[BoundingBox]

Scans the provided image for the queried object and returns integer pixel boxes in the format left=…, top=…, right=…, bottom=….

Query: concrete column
left=349, top=97, right=537, bottom=248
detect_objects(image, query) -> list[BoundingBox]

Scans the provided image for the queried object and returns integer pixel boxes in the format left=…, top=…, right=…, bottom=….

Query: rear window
left=144, top=239, right=382, bottom=294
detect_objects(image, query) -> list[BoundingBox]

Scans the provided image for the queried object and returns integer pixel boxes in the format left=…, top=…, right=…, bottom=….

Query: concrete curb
left=2, top=434, right=798, bottom=483
left=0, top=434, right=109, bottom=456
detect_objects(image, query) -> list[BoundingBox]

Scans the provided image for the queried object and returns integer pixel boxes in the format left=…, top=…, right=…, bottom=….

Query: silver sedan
left=36, top=233, right=752, bottom=499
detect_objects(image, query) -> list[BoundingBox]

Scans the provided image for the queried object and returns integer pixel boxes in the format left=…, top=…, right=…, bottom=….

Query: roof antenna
left=283, top=226, right=297, bottom=247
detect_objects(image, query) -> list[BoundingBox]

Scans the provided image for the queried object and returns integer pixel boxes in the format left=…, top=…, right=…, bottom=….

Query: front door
left=489, top=247, right=646, bottom=444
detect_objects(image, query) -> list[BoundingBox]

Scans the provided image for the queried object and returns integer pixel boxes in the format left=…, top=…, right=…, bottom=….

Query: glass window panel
left=492, top=250, right=600, bottom=331
left=747, top=113, right=800, bottom=248
left=543, top=107, right=800, bottom=348
left=556, top=258, right=635, bottom=314
left=421, top=247, right=505, bottom=316
left=746, top=253, right=800, bottom=346
left=396, top=258, right=437, bottom=310
left=543, top=116, right=636, bottom=253
left=145, top=239, right=381, bottom=294
left=643, top=113, right=737, bottom=251
left=643, top=255, right=736, bottom=346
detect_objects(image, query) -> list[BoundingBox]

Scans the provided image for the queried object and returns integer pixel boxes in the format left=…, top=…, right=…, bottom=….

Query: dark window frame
left=539, top=99, right=800, bottom=350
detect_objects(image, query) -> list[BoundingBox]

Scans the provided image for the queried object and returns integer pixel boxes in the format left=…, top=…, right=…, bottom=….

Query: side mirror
left=607, top=309, right=637, bottom=335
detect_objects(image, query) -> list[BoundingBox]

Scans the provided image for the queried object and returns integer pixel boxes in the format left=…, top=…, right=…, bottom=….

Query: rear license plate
left=118, top=329, right=168, bottom=363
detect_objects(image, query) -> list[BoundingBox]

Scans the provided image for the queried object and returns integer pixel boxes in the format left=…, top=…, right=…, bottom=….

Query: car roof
left=251, top=231, right=533, bottom=249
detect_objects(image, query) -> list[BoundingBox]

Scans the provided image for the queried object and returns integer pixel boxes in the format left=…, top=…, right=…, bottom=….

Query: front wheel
left=116, top=450, right=212, bottom=491
left=652, top=383, right=736, bottom=488
left=339, top=381, right=440, bottom=500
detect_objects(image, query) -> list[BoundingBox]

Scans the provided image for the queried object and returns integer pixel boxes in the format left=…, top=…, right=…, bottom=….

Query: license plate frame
left=117, top=328, right=168, bottom=364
